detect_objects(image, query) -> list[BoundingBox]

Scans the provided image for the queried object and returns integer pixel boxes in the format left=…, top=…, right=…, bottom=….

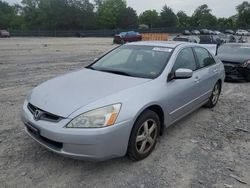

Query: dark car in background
left=113, top=31, right=142, bottom=44
left=75, top=32, right=86, bottom=38
left=208, top=30, right=215, bottom=35
left=191, top=30, right=200, bottom=35
left=225, top=30, right=235, bottom=35
left=199, top=35, right=223, bottom=45
left=218, top=34, right=236, bottom=43
left=200, top=29, right=211, bottom=35
left=0, top=30, right=10, bottom=38
left=183, top=30, right=191, bottom=35
left=173, top=35, right=199, bottom=43
left=217, top=43, right=250, bottom=81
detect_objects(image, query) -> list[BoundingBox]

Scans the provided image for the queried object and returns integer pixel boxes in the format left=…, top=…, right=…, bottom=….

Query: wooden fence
left=142, top=33, right=168, bottom=41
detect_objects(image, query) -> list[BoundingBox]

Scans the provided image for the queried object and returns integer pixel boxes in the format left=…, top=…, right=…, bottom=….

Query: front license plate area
left=25, top=122, right=40, bottom=135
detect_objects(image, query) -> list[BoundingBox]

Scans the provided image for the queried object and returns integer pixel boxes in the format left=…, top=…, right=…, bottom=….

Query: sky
left=6, top=0, right=244, bottom=18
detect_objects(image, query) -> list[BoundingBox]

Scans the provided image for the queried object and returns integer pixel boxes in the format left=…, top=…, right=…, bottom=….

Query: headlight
left=66, top=104, right=121, bottom=128
left=241, top=60, right=250, bottom=68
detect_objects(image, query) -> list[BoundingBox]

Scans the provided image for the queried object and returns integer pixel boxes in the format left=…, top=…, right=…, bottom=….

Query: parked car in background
left=183, top=30, right=191, bottom=35
left=113, top=31, right=142, bottom=44
left=238, top=36, right=248, bottom=43
left=191, top=30, right=200, bottom=35
left=0, top=30, right=10, bottom=38
left=199, top=35, right=223, bottom=45
left=173, top=35, right=199, bottom=43
left=75, top=32, right=86, bottom=38
left=208, top=30, right=215, bottom=35
left=139, top=24, right=149, bottom=29
left=200, top=29, right=209, bottom=35
left=235, top=29, right=250, bottom=36
left=225, top=30, right=235, bottom=35
left=213, top=30, right=221, bottom=35
left=218, top=34, right=236, bottom=43
left=217, top=43, right=250, bottom=81
left=21, top=41, right=225, bottom=161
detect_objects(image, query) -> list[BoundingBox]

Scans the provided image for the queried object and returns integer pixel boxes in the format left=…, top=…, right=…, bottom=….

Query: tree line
left=0, top=0, right=250, bottom=31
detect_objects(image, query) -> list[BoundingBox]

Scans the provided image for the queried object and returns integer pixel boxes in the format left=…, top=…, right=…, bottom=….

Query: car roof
left=125, top=41, right=188, bottom=48
left=222, top=43, right=250, bottom=47
left=125, top=41, right=217, bottom=55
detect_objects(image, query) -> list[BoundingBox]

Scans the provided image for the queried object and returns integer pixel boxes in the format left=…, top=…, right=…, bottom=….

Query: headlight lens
left=66, top=104, right=121, bottom=128
left=242, top=60, right=250, bottom=68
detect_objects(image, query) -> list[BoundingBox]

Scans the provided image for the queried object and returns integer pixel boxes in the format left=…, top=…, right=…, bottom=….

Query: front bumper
left=224, top=64, right=250, bottom=81
left=21, top=100, right=133, bottom=161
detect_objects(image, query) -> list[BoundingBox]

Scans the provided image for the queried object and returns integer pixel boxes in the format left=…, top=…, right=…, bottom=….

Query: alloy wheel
left=135, top=119, right=158, bottom=154
left=212, top=83, right=220, bottom=105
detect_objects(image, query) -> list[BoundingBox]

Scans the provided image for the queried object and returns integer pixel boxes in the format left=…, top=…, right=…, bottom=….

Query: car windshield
left=89, top=45, right=173, bottom=79
left=218, top=45, right=250, bottom=55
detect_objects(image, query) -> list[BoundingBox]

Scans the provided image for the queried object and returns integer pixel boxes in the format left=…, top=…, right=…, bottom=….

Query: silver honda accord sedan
left=21, top=41, right=225, bottom=161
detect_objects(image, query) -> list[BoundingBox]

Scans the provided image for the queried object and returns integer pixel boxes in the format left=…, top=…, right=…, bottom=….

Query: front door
left=165, top=48, right=200, bottom=122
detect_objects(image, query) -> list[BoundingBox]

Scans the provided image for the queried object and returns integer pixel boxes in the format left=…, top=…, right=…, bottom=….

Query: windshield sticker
left=240, top=46, right=250, bottom=49
left=152, top=47, right=172, bottom=52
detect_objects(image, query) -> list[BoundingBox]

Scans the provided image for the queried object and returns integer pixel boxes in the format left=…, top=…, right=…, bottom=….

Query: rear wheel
left=128, top=110, right=160, bottom=161
left=205, top=81, right=221, bottom=108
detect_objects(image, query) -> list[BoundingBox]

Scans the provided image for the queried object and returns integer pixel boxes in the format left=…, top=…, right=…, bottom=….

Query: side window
left=194, top=47, right=216, bottom=68
left=127, top=32, right=135, bottom=37
left=172, top=48, right=197, bottom=72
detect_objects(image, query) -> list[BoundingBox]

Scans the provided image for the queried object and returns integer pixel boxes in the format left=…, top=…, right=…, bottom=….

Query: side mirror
left=174, top=68, right=193, bottom=79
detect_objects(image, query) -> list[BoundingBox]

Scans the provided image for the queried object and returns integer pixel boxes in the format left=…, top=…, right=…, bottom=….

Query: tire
left=246, top=74, right=250, bottom=82
left=128, top=110, right=160, bottom=161
left=205, top=81, right=221, bottom=108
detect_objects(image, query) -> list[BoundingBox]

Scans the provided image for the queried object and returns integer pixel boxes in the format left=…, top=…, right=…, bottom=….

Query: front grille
left=28, top=103, right=62, bottom=122
left=223, top=61, right=240, bottom=75
left=224, top=66, right=238, bottom=74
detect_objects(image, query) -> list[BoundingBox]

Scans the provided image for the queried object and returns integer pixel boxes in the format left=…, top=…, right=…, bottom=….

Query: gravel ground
left=0, top=37, right=249, bottom=188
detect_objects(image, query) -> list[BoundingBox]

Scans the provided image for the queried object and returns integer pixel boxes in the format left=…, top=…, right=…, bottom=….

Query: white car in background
left=236, top=29, right=250, bottom=36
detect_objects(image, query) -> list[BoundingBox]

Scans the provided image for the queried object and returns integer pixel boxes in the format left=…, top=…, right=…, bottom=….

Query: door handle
left=194, top=77, right=201, bottom=82
left=213, top=69, right=218, bottom=73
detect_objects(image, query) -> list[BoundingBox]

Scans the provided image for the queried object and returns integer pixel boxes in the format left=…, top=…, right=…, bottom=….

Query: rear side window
left=172, top=48, right=197, bottom=72
left=193, top=47, right=216, bottom=68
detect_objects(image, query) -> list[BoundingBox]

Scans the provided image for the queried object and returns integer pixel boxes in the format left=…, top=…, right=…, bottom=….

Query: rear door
left=192, top=47, right=220, bottom=103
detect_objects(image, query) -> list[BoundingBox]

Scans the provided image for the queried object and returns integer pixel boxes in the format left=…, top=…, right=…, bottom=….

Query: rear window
left=194, top=47, right=216, bottom=68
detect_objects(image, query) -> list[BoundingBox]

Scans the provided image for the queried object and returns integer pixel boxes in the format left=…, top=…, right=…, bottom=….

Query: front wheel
left=246, top=74, right=250, bottom=82
left=205, top=81, right=221, bottom=108
left=128, top=110, right=160, bottom=161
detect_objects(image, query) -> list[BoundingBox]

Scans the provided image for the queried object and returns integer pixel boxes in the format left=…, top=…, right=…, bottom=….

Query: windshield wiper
left=98, top=69, right=132, bottom=77
left=86, top=66, right=96, bottom=70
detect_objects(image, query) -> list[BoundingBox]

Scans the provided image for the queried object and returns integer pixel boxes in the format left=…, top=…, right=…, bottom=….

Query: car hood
left=29, top=69, right=150, bottom=118
left=217, top=54, right=250, bottom=64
